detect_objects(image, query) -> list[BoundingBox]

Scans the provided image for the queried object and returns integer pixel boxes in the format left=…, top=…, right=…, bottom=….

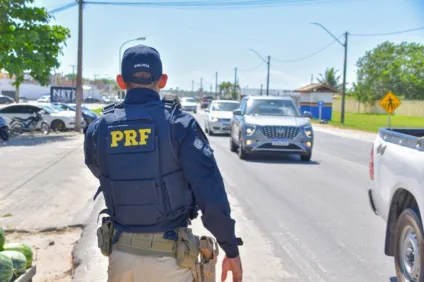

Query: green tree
left=317, top=67, right=342, bottom=91
left=0, top=0, right=71, bottom=101
left=219, top=81, right=240, bottom=100
left=353, top=41, right=424, bottom=102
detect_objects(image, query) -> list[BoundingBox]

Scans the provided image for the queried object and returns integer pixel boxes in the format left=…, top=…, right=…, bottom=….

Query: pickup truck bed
left=369, top=128, right=424, bottom=281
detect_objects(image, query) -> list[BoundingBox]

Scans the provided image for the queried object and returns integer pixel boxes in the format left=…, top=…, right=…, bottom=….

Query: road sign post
left=317, top=100, right=324, bottom=120
left=378, top=91, right=401, bottom=129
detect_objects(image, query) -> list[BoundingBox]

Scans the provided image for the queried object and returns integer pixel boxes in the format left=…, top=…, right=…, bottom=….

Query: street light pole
left=249, top=49, right=270, bottom=96
left=311, top=22, right=348, bottom=124
left=118, top=37, right=147, bottom=73
left=117, top=37, right=146, bottom=100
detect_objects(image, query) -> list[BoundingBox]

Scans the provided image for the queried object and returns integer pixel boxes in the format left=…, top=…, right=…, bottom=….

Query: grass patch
left=316, top=111, right=424, bottom=132
left=92, top=108, right=103, bottom=115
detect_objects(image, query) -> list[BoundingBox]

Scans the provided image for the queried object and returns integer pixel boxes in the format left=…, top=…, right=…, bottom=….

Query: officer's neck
left=124, top=88, right=161, bottom=104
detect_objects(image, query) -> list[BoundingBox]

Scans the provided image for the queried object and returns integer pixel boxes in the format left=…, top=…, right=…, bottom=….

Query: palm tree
left=317, top=67, right=342, bottom=91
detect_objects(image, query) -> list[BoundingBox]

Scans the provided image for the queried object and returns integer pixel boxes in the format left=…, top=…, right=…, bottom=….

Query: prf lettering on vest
left=110, top=129, right=151, bottom=147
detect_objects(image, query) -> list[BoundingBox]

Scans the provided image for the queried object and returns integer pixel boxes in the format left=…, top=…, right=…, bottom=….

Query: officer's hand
left=221, top=255, right=242, bottom=282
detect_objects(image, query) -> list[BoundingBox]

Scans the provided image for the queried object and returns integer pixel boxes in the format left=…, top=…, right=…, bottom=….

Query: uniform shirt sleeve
left=83, top=118, right=101, bottom=179
left=172, top=112, right=239, bottom=258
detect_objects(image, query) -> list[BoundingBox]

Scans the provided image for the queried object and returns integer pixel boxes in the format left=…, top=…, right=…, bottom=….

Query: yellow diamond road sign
left=379, top=91, right=401, bottom=114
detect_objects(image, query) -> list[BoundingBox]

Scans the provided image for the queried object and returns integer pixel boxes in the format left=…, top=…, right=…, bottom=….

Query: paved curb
left=312, top=124, right=376, bottom=143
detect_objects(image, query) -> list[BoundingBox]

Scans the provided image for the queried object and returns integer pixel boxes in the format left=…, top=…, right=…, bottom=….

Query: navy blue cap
left=121, top=44, right=163, bottom=84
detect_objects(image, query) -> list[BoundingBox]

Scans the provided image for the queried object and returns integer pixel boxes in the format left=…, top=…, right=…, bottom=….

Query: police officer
left=84, top=44, right=243, bottom=282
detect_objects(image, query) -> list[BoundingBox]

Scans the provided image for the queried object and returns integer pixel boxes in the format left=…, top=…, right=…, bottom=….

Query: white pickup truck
left=369, top=127, right=424, bottom=281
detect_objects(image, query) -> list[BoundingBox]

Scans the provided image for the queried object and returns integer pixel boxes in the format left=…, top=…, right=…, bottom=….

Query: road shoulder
left=312, top=124, right=376, bottom=143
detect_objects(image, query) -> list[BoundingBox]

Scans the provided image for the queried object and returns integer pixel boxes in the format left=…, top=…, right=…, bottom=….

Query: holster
left=96, top=217, right=114, bottom=257
left=197, top=236, right=219, bottom=282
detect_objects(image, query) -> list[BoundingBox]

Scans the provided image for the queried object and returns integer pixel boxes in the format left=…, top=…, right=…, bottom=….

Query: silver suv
left=229, top=96, right=314, bottom=161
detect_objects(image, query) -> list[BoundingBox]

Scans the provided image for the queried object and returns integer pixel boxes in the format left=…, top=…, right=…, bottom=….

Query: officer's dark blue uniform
left=83, top=45, right=239, bottom=270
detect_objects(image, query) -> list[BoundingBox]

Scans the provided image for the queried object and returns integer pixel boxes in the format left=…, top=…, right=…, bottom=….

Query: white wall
left=0, top=79, right=50, bottom=100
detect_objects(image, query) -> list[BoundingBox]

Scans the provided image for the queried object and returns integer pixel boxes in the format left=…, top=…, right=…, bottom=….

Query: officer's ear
left=116, top=75, right=127, bottom=90
left=158, top=74, right=168, bottom=89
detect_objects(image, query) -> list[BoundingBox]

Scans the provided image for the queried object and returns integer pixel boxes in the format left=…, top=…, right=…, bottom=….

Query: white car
left=205, top=100, right=240, bottom=135
left=0, top=103, right=84, bottom=131
left=180, top=97, right=197, bottom=113
left=37, top=95, right=50, bottom=103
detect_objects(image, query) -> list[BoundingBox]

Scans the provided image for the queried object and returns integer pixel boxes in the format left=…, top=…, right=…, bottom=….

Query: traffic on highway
left=175, top=95, right=424, bottom=281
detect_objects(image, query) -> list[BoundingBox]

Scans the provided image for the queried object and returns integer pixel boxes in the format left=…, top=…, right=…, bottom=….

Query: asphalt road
left=194, top=110, right=395, bottom=282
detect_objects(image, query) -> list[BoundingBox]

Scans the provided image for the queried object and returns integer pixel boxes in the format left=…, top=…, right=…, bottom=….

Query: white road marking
left=314, top=149, right=368, bottom=170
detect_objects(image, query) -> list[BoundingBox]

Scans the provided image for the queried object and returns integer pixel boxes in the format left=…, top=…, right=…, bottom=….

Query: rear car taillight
left=369, top=145, right=374, bottom=180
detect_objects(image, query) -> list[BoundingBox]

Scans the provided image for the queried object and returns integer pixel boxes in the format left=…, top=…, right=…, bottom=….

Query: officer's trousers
left=107, top=249, right=193, bottom=282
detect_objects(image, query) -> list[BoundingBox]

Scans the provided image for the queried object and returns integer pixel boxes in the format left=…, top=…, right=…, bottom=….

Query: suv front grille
left=260, top=126, right=300, bottom=139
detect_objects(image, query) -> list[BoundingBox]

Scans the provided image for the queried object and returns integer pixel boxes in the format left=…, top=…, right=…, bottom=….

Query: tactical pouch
left=97, top=218, right=114, bottom=257
left=176, top=227, right=200, bottom=269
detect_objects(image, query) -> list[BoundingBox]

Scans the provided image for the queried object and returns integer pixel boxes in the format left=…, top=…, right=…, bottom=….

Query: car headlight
left=245, top=124, right=257, bottom=136
left=304, top=126, right=313, bottom=137
left=210, top=117, right=219, bottom=122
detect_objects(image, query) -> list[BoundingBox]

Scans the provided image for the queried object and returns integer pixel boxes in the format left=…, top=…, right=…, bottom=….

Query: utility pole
left=215, top=72, right=218, bottom=97
left=311, top=22, right=349, bottom=124
left=75, top=0, right=83, bottom=132
left=93, top=74, right=99, bottom=82
left=70, top=65, right=77, bottom=87
left=249, top=49, right=270, bottom=96
left=191, top=80, right=194, bottom=92
left=200, top=78, right=203, bottom=92
left=260, top=84, right=263, bottom=95
left=341, top=31, right=349, bottom=125
left=266, top=55, right=270, bottom=96
left=234, top=67, right=238, bottom=100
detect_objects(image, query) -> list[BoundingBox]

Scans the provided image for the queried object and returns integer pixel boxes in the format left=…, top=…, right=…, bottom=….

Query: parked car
left=200, top=96, right=214, bottom=109
left=52, top=102, right=99, bottom=125
left=0, top=95, right=15, bottom=105
left=204, top=100, right=239, bottom=135
left=37, top=95, right=50, bottom=103
left=369, top=127, right=424, bottom=281
left=180, top=97, right=197, bottom=113
left=229, top=96, right=313, bottom=160
left=0, top=103, right=85, bottom=131
left=85, top=97, right=104, bottom=104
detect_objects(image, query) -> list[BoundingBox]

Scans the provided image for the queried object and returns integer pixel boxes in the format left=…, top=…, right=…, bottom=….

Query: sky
left=36, top=0, right=424, bottom=92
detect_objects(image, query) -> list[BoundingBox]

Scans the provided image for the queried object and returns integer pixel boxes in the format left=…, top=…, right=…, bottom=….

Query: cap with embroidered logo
left=121, top=44, right=163, bottom=84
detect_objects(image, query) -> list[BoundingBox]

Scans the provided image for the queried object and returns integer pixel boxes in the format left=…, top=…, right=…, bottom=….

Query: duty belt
left=113, top=231, right=177, bottom=258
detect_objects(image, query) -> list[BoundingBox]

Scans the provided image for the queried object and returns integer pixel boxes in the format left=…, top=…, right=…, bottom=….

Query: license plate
left=272, top=140, right=289, bottom=146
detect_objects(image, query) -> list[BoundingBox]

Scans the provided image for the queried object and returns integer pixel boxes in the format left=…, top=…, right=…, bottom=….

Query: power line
left=238, top=62, right=265, bottom=72
left=272, top=36, right=342, bottom=63
left=350, top=26, right=424, bottom=37
left=48, top=2, right=78, bottom=14
left=84, top=0, right=351, bottom=9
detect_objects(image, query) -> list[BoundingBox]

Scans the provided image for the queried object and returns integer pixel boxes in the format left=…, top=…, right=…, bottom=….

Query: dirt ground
left=4, top=228, right=82, bottom=282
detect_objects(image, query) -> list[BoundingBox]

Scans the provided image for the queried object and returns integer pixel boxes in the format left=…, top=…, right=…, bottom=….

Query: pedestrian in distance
left=83, top=44, right=243, bottom=282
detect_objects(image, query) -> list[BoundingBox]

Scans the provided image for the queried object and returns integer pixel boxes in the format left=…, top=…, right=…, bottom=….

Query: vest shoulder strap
left=102, top=102, right=124, bottom=115
left=162, top=94, right=181, bottom=112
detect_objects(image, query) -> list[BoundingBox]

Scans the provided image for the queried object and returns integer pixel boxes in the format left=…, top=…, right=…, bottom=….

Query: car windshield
left=49, top=104, right=65, bottom=112
left=41, top=105, right=61, bottom=114
left=245, top=99, right=300, bottom=117
left=211, top=102, right=239, bottom=112
left=182, top=97, right=195, bottom=103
